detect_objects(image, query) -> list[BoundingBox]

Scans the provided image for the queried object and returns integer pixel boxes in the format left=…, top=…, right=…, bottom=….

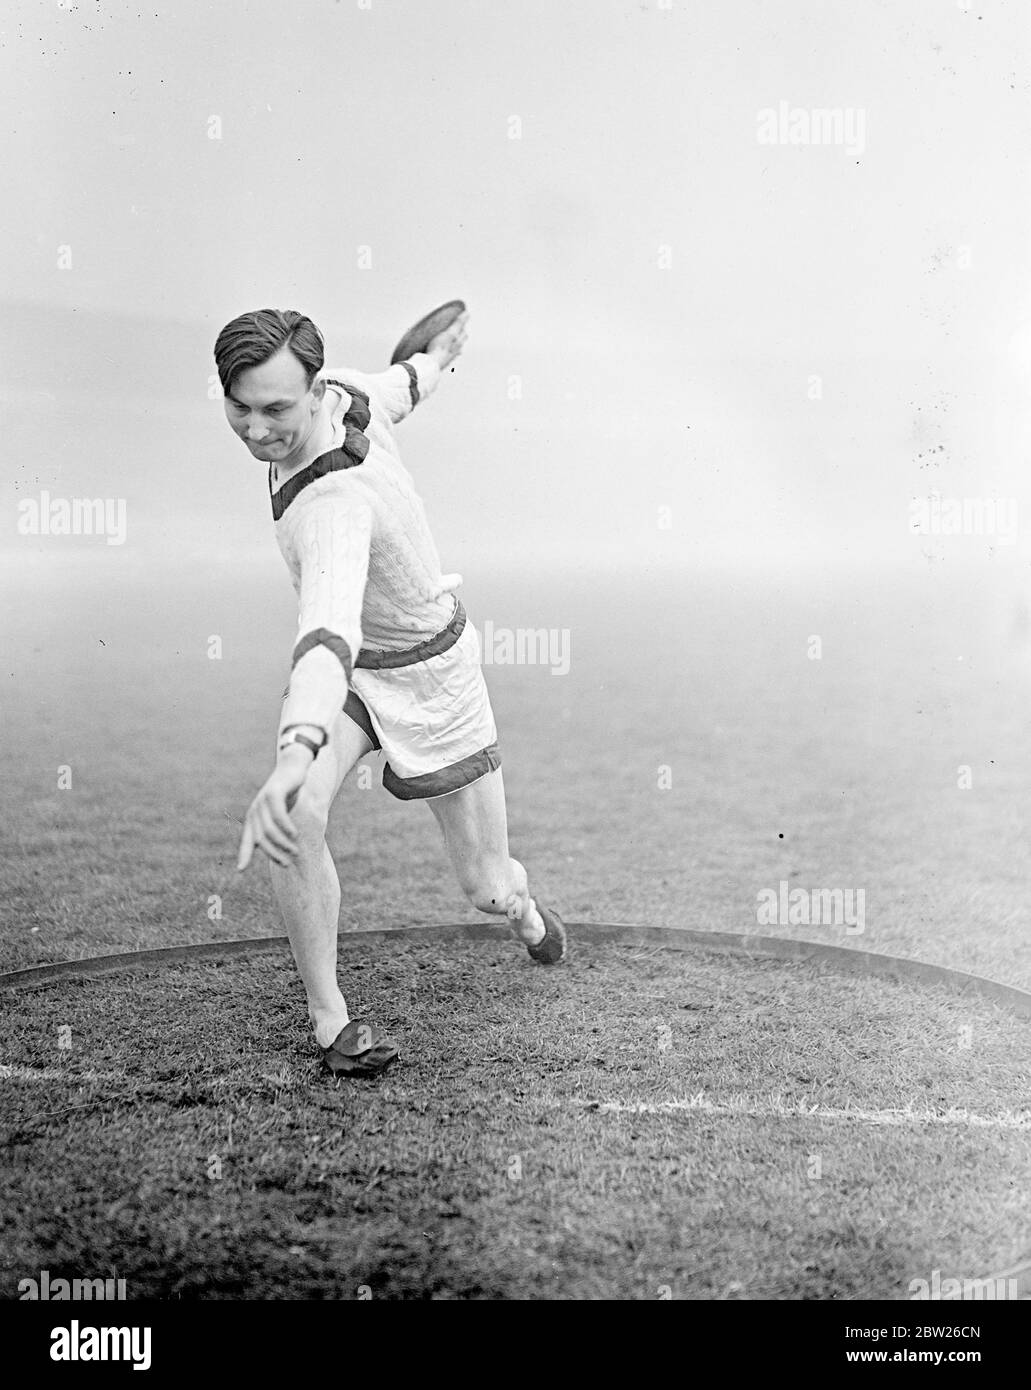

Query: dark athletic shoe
left=527, top=904, right=568, bottom=965
left=321, top=1019, right=399, bottom=1078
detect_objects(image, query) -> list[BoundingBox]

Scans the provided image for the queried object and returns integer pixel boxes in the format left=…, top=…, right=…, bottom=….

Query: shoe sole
left=321, top=1042, right=399, bottom=1079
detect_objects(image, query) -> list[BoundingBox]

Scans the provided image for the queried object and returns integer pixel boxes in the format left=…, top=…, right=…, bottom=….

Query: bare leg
left=269, top=710, right=373, bottom=1048
left=427, top=767, right=546, bottom=946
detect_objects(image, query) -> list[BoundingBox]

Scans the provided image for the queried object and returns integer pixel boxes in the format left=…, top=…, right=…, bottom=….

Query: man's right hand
left=237, top=745, right=312, bottom=871
left=426, top=309, right=469, bottom=371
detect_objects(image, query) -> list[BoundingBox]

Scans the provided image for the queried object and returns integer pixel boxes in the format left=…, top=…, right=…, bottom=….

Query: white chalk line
left=2, top=1067, right=1027, bottom=1134
left=590, top=1093, right=1031, bottom=1132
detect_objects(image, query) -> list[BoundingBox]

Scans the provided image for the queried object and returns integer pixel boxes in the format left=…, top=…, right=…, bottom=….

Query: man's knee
left=467, top=886, right=508, bottom=915
left=461, top=859, right=518, bottom=915
left=291, top=785, right=332, bottom=842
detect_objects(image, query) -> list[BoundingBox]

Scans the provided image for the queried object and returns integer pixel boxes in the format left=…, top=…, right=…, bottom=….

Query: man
left=213, top=307, right=566, bottom=1078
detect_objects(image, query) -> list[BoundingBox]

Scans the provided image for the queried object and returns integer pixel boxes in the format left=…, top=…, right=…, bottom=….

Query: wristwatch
left=278, top=724, right=329, bottom=759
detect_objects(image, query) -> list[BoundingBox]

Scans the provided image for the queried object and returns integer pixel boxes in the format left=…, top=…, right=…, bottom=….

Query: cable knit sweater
left=274, top=353, right=461, bottom=737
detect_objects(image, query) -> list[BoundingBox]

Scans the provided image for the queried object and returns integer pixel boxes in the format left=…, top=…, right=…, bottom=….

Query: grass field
left=2, top=936, right=1029, bottom=1300
left=2, top=563, right=1029, bottom=983
left=1, top=561, right=1029, bottom=1299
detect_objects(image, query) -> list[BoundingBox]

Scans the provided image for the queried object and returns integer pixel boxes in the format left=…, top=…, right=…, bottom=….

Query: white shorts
left=343, top=598, right=501, bottom=800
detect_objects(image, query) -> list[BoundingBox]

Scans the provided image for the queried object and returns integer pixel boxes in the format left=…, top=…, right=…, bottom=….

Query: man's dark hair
left=213, top=308, right=325, bottom=396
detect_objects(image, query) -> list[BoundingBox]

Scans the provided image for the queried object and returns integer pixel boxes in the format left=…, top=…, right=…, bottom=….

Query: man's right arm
left=237, top=492, right=373, bottom=871
left=280, top=492, right=374, bottom=736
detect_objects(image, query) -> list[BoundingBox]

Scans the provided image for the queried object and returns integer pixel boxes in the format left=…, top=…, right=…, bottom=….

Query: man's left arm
left=326, top=308, right=469, bottom=426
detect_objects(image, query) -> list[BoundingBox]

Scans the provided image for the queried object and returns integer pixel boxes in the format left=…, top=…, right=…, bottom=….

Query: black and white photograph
left=1, top=0, right=1029, bottom=1346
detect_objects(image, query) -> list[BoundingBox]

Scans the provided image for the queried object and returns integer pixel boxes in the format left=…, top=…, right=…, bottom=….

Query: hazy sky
left=3, top=0, right=1030, bottom=581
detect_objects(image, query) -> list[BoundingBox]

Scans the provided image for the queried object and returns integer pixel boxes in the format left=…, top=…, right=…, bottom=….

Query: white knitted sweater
left=274, top=353, right=461, bottom=736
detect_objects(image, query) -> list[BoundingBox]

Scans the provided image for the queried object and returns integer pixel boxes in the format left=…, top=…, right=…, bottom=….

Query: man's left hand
left=426, top=309, right=469, bottom=371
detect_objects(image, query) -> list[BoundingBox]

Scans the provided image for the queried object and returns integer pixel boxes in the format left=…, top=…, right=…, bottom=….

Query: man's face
left=223, top=345, right=324, bottom=463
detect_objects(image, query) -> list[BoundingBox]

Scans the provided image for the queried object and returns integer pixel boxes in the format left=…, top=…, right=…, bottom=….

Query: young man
left=214, top=307, right=566, bottom=1078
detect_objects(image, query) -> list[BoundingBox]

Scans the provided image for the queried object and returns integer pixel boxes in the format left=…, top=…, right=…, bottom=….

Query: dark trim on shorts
left=356, top=597, right=465, bottom=670
left=342, top=688, right=381, bottom=750
left=382, top=742, right=501, bottom=801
